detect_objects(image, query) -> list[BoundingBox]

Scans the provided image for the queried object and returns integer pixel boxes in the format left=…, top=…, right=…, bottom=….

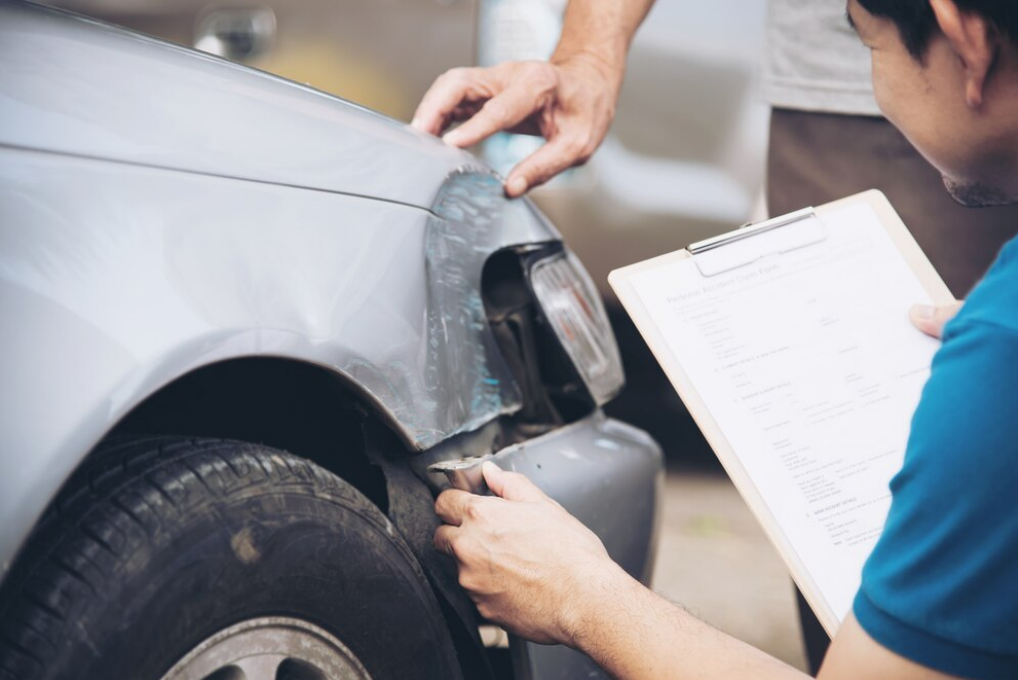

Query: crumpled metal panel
left=421, top=172, right=533, bottom=442
left=331, top=171, right=559, bottom=448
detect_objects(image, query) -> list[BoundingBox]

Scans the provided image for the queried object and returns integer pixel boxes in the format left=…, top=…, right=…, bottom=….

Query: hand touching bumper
left=433, top=462, right=622, bottom=646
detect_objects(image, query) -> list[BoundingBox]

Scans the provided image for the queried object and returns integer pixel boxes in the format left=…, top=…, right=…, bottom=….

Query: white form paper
left=630, top=202, right=942, bottom=621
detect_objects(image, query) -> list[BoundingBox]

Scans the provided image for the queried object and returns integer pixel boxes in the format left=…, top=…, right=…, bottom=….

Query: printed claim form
left=609, top=191, right=953, bottom=634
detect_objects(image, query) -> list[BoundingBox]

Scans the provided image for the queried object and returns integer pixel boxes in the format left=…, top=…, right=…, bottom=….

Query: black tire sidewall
left=17, top=442, right=456, bottom=680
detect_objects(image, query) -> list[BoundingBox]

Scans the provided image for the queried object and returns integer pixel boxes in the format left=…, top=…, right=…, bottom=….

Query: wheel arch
left=2, top=355, right=496, bottom=678
left=104, top=355, right=406, bottom=512
left=102, top=357, right=496, bottom=678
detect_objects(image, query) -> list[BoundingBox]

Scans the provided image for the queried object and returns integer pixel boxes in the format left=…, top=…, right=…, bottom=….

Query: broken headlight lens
left=530, top=250, right=624, bottom=405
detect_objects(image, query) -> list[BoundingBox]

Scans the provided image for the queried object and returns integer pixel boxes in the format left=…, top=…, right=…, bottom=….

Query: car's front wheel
left=0, top=436, right=460, bottom=680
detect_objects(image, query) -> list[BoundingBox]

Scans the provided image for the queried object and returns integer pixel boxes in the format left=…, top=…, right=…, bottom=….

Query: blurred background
left=41, top=0, right=805, bottom=667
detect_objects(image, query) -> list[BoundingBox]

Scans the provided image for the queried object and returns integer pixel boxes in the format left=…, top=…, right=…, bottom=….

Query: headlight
left=530, top=250, right=624, bottom=405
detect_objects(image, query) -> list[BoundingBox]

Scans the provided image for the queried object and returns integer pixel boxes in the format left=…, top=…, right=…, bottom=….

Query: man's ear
left=929, top=0, right=999, bottom=109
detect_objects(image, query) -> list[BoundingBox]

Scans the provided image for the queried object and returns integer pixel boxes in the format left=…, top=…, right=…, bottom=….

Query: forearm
left=569, top=564, right=811, bottom=680
left=438, top=467, right=935, bottom=680
left=552, top=0, right=655, bottom=87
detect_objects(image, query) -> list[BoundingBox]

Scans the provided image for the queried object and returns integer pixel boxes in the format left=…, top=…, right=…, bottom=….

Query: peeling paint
left=340, top=169, right=558, bottom=449
left=422, top=173, right=517, bottom=440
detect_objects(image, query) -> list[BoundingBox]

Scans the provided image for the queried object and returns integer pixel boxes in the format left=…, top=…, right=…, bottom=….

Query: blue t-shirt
left=854, top=238, right=1018, bottom=679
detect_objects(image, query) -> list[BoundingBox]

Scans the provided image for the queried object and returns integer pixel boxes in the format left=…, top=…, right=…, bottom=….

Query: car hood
left=0, top=0, right=482, bottom=210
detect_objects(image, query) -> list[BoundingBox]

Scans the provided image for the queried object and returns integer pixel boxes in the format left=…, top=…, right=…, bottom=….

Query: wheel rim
left=160, top=617, right=373, bottom=680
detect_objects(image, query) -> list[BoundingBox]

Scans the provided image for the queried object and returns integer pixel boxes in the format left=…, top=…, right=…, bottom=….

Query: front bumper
left=431, top=411, right=663, bottom=680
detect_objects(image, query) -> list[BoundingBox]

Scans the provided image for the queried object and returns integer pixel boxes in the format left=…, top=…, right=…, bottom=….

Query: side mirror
left=193, top=6, right=276, bottom=63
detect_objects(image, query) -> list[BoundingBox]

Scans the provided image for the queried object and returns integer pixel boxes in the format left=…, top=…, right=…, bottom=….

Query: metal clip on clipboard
left=687, top=207, right=826, bottom=277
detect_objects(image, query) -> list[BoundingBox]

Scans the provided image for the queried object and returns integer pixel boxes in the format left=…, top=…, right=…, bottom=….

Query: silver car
left=0, top=2, right=661, bottom=679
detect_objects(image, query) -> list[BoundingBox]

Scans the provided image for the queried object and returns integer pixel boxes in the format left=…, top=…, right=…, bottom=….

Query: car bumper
left=434, top=411, right=663, bottom=680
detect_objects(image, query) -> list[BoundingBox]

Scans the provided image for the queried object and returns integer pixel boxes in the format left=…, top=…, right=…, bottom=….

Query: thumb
left=482, top=462, right=549, bottom=503
left=909, top=301, right=963, bottom=339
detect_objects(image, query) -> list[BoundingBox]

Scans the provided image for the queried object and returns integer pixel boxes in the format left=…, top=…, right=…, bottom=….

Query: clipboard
left=608, top=190, right=954, bottom=635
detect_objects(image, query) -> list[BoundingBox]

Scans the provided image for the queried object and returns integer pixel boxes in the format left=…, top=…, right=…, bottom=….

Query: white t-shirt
left=762, top=0, right=882, bottom=116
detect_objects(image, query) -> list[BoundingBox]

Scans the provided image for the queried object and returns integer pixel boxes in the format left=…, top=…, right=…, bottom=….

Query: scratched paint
left=422, top=172, right=519, bottom=442
left=333, top=169, right=558, bottom=448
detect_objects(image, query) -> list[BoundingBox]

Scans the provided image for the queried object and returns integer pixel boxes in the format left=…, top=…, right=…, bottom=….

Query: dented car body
left=0, top=2, right=662, bottom=679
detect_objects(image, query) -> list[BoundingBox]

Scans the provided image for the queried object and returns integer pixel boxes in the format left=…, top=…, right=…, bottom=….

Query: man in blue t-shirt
left=430, top=1, right=1018, bottom=678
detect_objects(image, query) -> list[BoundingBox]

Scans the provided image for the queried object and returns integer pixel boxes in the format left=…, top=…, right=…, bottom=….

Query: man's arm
left=434, top=463, right=960, bottom=680
left=561, top=562, right=809, bottom=680
left=411, top=0, right=655, bottom=196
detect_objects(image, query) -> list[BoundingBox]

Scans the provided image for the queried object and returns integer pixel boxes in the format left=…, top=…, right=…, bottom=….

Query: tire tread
left=0, top=436, right=412, bottom=680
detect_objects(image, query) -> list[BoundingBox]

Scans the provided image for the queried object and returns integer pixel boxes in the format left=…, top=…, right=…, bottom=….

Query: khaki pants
left=767, top=108, right=1018, bottom=671
left=768, top=108, right=1018, bottom=298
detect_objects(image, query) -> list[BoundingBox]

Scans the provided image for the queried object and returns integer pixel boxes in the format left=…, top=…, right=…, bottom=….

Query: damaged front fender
left=345, top=170, right=562, bottom=449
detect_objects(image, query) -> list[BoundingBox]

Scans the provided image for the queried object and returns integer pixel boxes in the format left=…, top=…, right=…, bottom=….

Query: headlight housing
left=530, top=250, right=625, bottom=405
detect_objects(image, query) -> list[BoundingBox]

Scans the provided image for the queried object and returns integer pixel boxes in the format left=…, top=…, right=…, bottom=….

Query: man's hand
left=433, top=462, right=620, bottom=646
left=411, top=0, right=657, bottom=197
left=411, top=55, right=621, bottom=198
left=432, top=469, right=954, bottom=680
left=909, top=301, right=963, bottom=339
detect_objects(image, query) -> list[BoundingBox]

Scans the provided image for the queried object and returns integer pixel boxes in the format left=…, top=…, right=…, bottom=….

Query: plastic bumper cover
left=486, top=412, right=663, bottom=680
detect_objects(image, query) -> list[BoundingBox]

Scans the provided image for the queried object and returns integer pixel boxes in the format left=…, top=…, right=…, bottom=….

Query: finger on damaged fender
left=434, top=488, right=476, bottom=526
left=503, top=135, right=582, bottom=197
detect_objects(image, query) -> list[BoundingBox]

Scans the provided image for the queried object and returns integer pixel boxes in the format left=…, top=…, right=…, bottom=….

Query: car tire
left=0, top=436, right=461, bottom=680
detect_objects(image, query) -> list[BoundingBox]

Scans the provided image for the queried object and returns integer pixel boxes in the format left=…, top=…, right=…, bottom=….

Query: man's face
left=847, top=0, right=1015, bottom=206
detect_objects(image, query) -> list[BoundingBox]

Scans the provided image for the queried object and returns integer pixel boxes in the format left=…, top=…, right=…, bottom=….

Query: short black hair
left=858, top=0, right=1018, bottom=58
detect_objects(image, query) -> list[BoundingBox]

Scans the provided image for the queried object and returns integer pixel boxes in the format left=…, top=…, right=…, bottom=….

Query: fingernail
left=910, top=304, right=934, bottom=320
left=410, top=117, right=422, bottom=129
left=442, top=130, right=463, bottom=146
left=506, top=176, right=527, bottom=196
